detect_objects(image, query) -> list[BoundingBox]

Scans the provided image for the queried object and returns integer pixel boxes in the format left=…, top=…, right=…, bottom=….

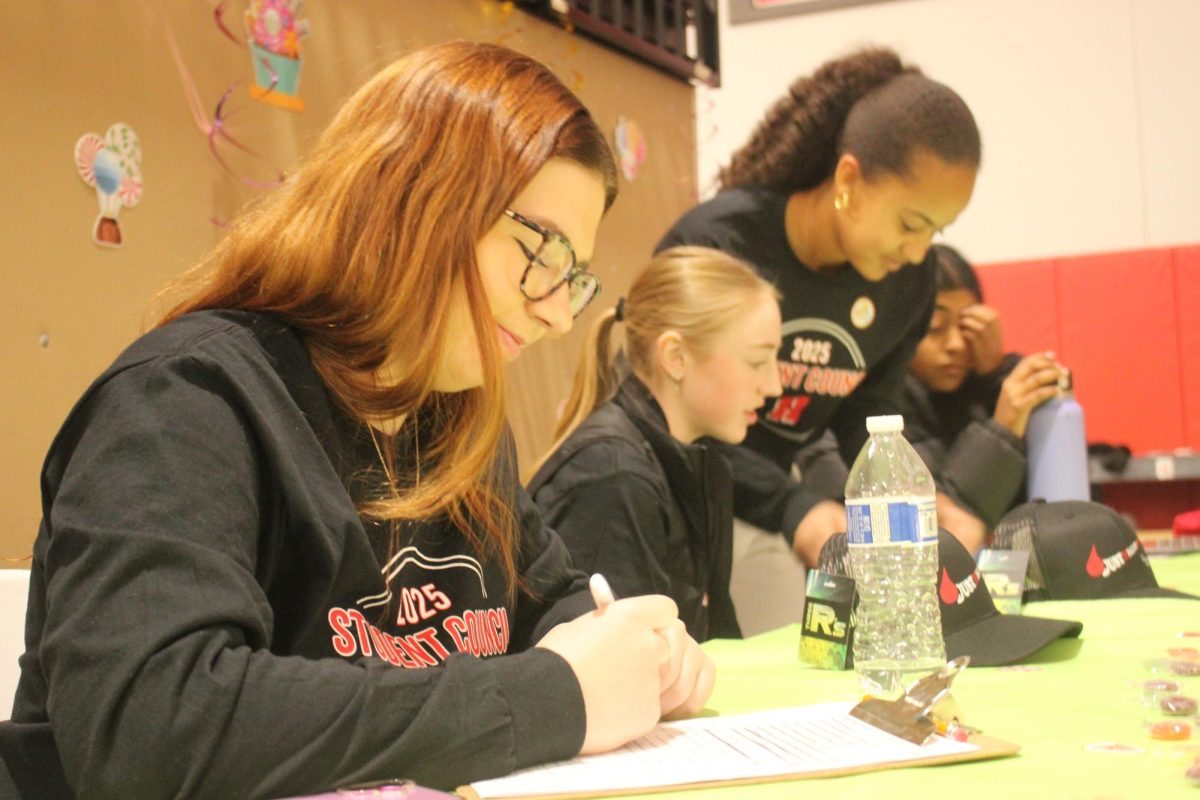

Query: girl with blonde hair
left=5, top=42, right=711, bottom=799
left=529, top=246, right=783, bottom=641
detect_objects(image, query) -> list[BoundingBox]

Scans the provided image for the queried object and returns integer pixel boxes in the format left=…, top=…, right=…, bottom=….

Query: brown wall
left=0, top=1, right=697, bottom=561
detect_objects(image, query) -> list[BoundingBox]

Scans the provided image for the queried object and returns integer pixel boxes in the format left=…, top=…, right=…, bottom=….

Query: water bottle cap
left=866, top=415, right=904, bottom=433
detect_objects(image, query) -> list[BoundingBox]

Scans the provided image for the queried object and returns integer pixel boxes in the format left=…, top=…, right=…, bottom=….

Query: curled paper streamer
left=159, top=2, right=284, bottom=192
left=213, top=0, right=245, bottom=47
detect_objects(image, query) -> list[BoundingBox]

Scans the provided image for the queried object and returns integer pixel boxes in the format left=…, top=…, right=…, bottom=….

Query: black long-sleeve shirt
left=796, top=356, right=1027, bottom=529
left=9, top=310, right=593, bottom=799
left=657, top=188, right=936, bottom=538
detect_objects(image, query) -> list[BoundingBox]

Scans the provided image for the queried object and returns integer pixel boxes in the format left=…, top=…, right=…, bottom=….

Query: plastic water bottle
left=845, top=415, right=944, bottom=697
left=1025, top=370, right=1089, bottom=502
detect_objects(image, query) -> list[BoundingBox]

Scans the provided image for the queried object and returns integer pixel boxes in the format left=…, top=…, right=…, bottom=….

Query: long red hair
left=161, top=41, right=617, bottom=593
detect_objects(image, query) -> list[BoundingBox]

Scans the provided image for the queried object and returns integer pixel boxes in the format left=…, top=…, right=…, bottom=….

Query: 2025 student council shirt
left=10, top=310, right=594, bottom=798
left=656, top=187, right=937, bottom=538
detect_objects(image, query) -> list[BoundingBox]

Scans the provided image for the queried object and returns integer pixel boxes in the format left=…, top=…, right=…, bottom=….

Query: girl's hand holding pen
left=655, top=616, right=716, bottom=721
left=589, top=574, right=714, bottom=718
left=536, top=574, right=715, bottom=754
left=589, top=573, right=715, bottom=719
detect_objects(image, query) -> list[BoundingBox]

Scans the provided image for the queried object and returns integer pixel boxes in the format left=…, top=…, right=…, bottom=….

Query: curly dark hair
left=718, top=47, right=981, bottom=192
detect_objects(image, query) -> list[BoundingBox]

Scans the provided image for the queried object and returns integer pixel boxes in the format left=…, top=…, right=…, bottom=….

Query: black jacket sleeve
left=509, top=483, right=596, bottom=647
left=29, top=357, right=585, bottom=799
left=718, top=441, right=829, bottom=543
left=903, top=357, right=1026, bottom=529
left=936, top=417, right=1026, bottom=528
left=532, top=440, right=678, bottom=602
left=793, top=431, right=851, bottom=501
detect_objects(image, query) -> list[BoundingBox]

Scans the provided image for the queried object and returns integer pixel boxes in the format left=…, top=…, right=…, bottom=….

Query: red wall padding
left=976, top=244, right=1200, bottom=456
left=1057, top=248, right=1183, bottom=453
left=977, top=259, right=1059, bottom=356
left=1175, top=247, right=1200, bottom=450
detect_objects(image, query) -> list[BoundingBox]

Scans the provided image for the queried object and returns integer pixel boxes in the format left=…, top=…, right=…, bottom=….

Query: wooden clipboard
left=455, top=732, right=1019, bottom=800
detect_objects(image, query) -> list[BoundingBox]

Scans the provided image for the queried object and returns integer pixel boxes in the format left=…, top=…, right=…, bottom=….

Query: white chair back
left=0, top=569, right=31, bottom=721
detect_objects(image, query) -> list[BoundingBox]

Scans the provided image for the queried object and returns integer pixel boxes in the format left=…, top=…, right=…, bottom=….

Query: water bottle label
left=846, top=497, right=937, bottom=544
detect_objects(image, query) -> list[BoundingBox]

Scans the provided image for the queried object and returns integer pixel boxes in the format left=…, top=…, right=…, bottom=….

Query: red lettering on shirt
left=328, top=608, right=357, bottom=657
left=766, top=394, right=811, bottom=426
left=413, top=627, right=451, bottom=660
left=443, top=609, right=511, bottom=657
left=393, top=632, right=439, bottom=668
left=345, top=608, right=374, bottom=657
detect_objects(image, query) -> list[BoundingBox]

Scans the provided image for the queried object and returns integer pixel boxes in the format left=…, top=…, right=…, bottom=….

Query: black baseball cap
left=937, top=529, right=1083, bottom=666
left=992, top=500, right=1199, bottom=601
left=816, top=530, right=1083, bottom=666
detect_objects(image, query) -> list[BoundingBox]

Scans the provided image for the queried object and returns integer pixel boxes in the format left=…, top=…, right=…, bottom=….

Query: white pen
left=589, top=573, right=617, bottom=609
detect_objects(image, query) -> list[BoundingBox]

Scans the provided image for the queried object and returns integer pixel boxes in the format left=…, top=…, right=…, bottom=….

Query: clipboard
left=457, top=734, right=1018, bottom=800
left=456, top=703, right=1019, bottom=800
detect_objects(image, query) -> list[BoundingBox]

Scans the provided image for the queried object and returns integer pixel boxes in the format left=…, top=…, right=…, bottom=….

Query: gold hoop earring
left=834, top=191, right=849, bottom=211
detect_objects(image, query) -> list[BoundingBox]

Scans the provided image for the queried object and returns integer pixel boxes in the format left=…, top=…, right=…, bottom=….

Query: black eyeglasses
left=504, top=209, right=600, bottom=317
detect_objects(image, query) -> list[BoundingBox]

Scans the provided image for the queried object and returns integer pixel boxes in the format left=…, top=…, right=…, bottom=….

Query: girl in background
left=4, top=42, right=711, bottom=800
left=904, top=244, right=1064, bottom=529
left=798, top=244, right=1065, bottom=540
left=657, top=47, right=984, bottom=579
left=529, top=247, right=782, bottom=641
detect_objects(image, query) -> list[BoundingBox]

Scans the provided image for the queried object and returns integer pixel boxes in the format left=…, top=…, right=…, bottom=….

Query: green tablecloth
left=627, top=553, right=1200, bottom=799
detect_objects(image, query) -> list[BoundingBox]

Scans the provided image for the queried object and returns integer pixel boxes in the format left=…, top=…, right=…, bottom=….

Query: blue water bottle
left=1025, top=369, right=1089, bottom=502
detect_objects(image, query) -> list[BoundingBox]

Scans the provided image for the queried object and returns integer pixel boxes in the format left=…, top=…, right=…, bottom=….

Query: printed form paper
left=468, top=702, right=977, bottom=798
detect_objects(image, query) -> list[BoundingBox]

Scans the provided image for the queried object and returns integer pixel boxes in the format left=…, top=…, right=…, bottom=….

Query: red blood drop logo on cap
left=939, top=567, right=981, bottom=604
left=939, top=568, right=958, bottom=604
left=1085, top=540, right=1140, bottom=579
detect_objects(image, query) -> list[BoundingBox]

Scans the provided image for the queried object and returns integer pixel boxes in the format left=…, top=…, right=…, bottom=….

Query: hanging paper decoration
left=245, top=0, right=310, bottom=112
left=613, top=116, right=647, bottom=182
left=160, top=4, right=284, bottom=198
left=74, top=123, right=143, bottom=248
left=213, top=0, right=244, bottom=46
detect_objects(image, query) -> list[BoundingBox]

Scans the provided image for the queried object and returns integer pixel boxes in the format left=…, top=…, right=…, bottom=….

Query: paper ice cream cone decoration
left=246, top=0, right=310, bottom=112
